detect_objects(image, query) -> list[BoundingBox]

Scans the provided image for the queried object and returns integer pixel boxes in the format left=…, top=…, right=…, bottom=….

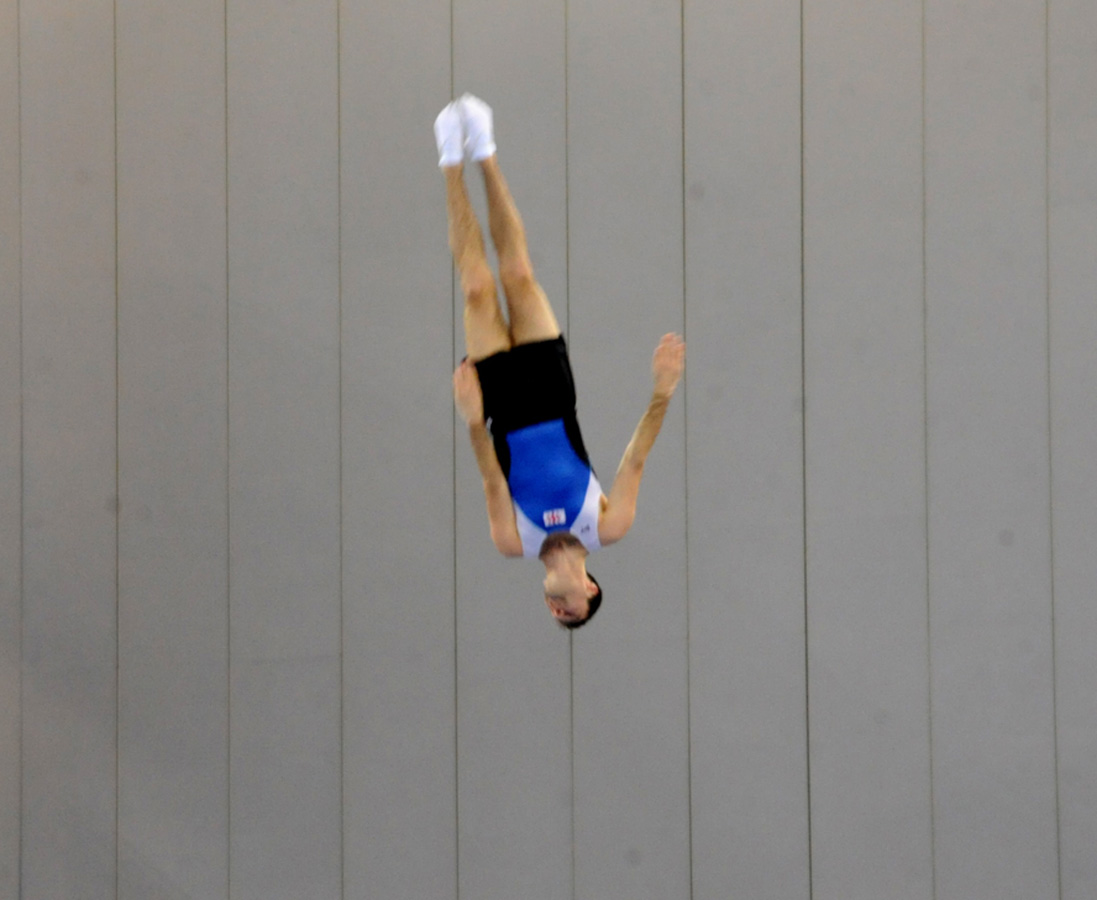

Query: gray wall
left=3, top=0, right=1095, bottom=898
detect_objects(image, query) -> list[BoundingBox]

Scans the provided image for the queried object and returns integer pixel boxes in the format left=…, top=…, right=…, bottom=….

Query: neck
left=543, top=548, right=587, bottom=578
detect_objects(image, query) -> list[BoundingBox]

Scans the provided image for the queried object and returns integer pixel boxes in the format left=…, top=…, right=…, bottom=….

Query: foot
left=459, top=93, right=496, bottom=162
left=434, top=100, right=464, bottom=168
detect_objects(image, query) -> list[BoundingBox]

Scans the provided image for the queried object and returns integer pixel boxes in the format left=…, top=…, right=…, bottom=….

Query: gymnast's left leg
left=458, top=94, right=562, bottom=349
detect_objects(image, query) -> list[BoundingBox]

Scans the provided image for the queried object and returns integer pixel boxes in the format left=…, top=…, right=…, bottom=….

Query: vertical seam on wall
left=679, top=1, right=693, bottom=898
left=1044, top=1, right=1063, bottom=896
left=16, top=0, right=24, bottom=892
left=570, top=628, right=579, bottom=900
left=571, top=633, right=578, bottom=900
left=223, top=0, right=232, bottom=891
left=920, top=0, right=937, bottom=896
left=564, top=0, right=570, bottom=342
left=564, top=5, right=576, bottom=899
left=450, top=5, right=460, bottom=899
left=799, top=1, right=813, bottom=896
left=112, top=0, right=121, bottom=893
left=335, top=1, right=344, bottom=897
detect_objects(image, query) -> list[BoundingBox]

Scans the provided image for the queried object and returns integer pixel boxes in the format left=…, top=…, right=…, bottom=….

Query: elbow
left=601, top=509, right=636, bottom=546
left=621, top=452, right=646, bottom=477
left=491, top=529, right=523, bottom=558
left=619, top=510, right=637, bottom=540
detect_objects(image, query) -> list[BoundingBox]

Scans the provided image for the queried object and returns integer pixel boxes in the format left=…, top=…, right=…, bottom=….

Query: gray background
left=2, top=0, right=1095, bottom=898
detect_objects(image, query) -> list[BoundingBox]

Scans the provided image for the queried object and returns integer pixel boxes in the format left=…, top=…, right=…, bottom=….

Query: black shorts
left=473, top=336, right=591, bottom=476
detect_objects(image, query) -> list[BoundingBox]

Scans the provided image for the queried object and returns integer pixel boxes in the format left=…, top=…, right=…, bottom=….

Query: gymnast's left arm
left=599, top=333, right=685, bottom=546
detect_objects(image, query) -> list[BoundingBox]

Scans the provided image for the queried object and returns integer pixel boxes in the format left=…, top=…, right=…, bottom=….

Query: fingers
left=454, top=360, right=471, bottom=395
left=651, top=333, right=685, bottom=400
left=453, top=360, right=485, bottom=424
left=454, top=359, right=483, bottom=400
left=454, top=358, right=477, bottom=382
left=656, top=332, right=685, bottom=352
left=654, top=333, right=686, bottom=367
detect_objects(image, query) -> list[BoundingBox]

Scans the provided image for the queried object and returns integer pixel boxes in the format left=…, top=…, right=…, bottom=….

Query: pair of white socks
left=435, top=93, right=496, bottom=167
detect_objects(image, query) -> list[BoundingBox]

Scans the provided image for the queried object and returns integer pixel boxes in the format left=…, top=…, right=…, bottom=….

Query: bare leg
left=445, top=164, right=510, bottom=361
left=480, top=156, right=561, bottom=346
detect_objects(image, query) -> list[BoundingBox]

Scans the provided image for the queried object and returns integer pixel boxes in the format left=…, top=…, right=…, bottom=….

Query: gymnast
left=437, top=94, right=684, bottom=629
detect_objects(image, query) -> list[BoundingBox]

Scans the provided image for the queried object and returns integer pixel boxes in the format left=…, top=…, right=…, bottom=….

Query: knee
left=498, top=258, right=535, bottom=297
left=461, top=266, right=497, bottom=307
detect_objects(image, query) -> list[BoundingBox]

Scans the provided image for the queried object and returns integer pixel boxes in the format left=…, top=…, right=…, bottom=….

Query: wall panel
left=1050, top=1, right=1097, bottom=896
left=20, top=0, right=118, bottom=896
left=0, top=0, right=20, bottom=893
left=227, top=1, right=341, bottom=896
left=340, top=1, right=458, bottom=897
left=803, top=2, right=933, bottom=898
left=925, top=0, right=1058, bottom=896
left=13, top=3, right=1097, bottom=897
left=568, top=2, right=690, bottom=898
left=685, top=2, right=809, bottom=897
left=116, top=1, right=229, bottom=897
left=452, top=4, right=573, bottom=898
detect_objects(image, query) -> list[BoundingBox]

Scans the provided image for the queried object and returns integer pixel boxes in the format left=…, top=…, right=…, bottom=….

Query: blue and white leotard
left=504, top=418, right=603, bottom=559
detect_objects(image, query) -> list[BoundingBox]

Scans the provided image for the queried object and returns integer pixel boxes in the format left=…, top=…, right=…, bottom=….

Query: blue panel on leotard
left=505, top=418, right=591, bottom=531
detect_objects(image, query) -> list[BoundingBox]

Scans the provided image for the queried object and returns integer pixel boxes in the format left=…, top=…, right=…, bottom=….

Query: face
left=543, top=579, right=591, bottom=625
left=540, top=535, right=594, bottom=625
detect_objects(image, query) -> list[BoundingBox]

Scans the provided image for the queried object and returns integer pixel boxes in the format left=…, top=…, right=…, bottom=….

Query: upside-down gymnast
left=437, top=94, right=684, bottom=629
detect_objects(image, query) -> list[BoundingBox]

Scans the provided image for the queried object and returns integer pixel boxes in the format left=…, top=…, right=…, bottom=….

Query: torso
left=503, top=418, right=604, bottom=559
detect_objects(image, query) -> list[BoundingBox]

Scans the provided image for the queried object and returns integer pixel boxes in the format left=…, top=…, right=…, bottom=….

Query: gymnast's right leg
left=435, top=99, right=510, bottom=363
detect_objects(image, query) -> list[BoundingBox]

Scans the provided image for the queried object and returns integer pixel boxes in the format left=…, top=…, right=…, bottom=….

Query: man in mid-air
left=437, top=94, right=684, bottom=629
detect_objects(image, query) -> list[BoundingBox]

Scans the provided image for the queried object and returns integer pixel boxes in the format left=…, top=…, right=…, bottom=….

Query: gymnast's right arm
left=454, top=361, right=523, bottom=558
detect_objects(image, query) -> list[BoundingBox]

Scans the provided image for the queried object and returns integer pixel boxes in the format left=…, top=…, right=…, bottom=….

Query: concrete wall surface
left=3, top=1, right=1094, bottom=898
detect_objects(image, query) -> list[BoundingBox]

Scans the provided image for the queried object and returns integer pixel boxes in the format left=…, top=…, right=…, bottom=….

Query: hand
left=453, top=359, right=485, bottom=425
left=652, top=333, right=685, bottom=400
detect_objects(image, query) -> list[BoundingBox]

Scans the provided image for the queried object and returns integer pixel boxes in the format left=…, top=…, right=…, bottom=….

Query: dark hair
left=560, top=572, right=602, bottom=631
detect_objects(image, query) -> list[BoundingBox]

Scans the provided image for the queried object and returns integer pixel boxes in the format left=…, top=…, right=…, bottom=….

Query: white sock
left=459, top=93, right=496, bottom=162
left=434, top=101, right=464, bottom=167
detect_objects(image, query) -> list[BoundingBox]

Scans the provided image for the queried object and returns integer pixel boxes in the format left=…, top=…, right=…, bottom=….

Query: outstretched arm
left=599, top=334, right=685, bottom=546
left=454, top=361, right=523, bottom=557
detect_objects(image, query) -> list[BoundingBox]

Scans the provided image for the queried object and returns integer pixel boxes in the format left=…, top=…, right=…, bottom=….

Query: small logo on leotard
left=543, top=509, right=567, bottom=527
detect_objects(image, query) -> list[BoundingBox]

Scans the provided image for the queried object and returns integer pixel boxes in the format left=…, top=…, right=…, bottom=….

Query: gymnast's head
left=539, top=532, right=602, bottom=629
